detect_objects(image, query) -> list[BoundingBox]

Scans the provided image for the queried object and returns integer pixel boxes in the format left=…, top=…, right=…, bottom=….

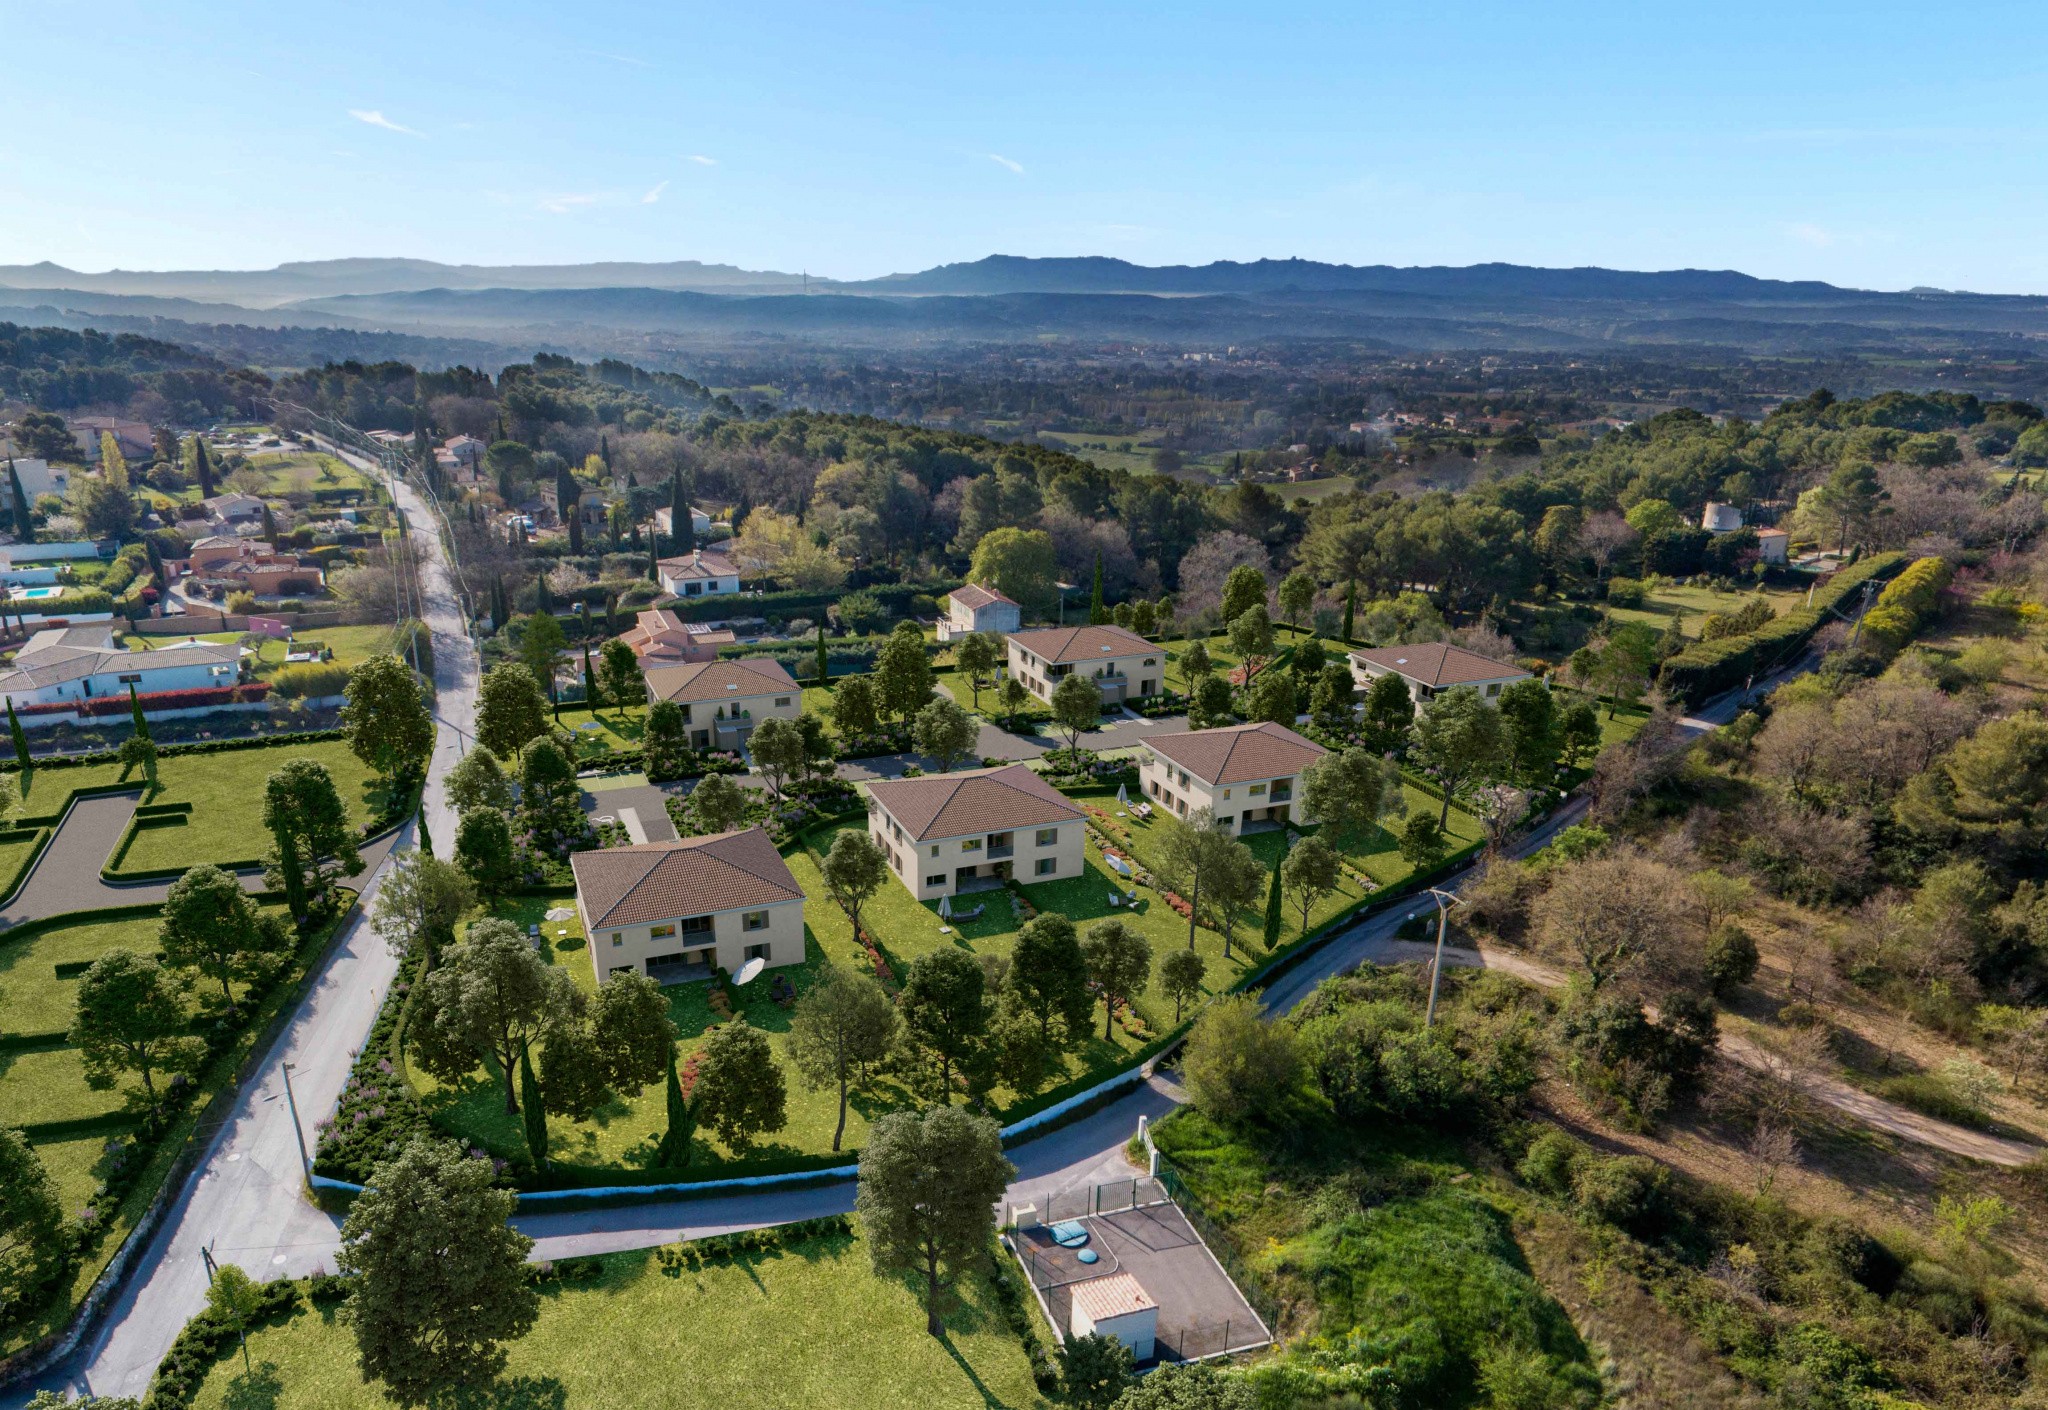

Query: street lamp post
left=1420, top=886, right=1461, bottom=1028
left=280, top=1061, right=310, bottom=1176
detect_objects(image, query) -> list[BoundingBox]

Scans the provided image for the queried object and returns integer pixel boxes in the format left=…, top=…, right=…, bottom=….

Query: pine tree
left=1088, top=553, right=1106, bottom=625
left=6, top=696, right=29, bottom=771
left=6, top=458, right=31, bottom=543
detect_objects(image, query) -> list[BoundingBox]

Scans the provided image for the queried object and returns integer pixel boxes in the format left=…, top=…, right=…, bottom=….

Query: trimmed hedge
left=663, top=579, right=960, bottom=625
left=1656, top=552, right=1907, bottom=706
left=144, top=1276, right=300, bottom=1409
left=0, top=728, right=348, bottom=773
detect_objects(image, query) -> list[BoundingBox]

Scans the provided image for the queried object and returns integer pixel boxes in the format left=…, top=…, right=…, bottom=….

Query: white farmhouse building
left=0, top=625, right=240, bottom=707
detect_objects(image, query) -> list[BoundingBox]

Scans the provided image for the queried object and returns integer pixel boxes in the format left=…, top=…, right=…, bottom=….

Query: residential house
left=442, top=435, right=486, bottom=469
left=866, top=762, right=1087, bottom=901
left=1348, top=642, right=1531, bottom=705
left=0, top=624, right=239, bottom=706
left=185, top=537, right=324, bottom=596
left=642, top=656, right=800, bottom=751
left=652, top=505, right=716, bottom=539
left=938, top=583, right=1022, bottom=641
left=4, top=458, right=71, bottom=503
left=1139, top=721, right=1326, bottom=833
left=1004, top=624, right=1162, bottom=705
left=657, top=547, right=742, bottom=598
left=1755, top=528, right=1791, bottom=564
left=68, top=416, right=153, bottom=462
left=200, top=493, right=269, bottom=533
left=543, top=482, right=608, bottom=530
left=618, top=608, right=735, bottom=666
left=569, top=827, right=804, bottom=986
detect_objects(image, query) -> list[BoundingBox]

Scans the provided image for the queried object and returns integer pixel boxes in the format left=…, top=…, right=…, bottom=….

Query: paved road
left=23, top=456, right=478, bottom=1405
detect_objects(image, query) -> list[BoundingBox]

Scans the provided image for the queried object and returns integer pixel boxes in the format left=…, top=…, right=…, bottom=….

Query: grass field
left=116, top=623, right=398, bottom=679
left=1604, top=580, right=1809, bottom=640
left=0, top=1046, right=129, bottom=1127
left=181, top=1230, right=1049, bottom=1410
left=0, top=913, right=165, bottom=1036
left=27, top=1132, right=118, bottom=1216
left=14, top=737, right=391, bottom=875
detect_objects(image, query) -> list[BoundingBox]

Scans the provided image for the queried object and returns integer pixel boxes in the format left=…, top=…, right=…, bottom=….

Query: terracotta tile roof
left=657, top=549, right=740, bottom=581
left=867, top=762, right=1085, bottom=843
left=1755, top=527, right=1791, bottom=539
left=1069, top=1272, right=1156, bottom=1321
left=1348, top=641, right=1529, bottom=688
left=1143, top=721, right=1326, bottom=785
left=571, top=827, right=802, bottom=929
left=643, top=657, right=798, bottom=704
left=949, top=583, right=1017, bottom=611
left=1007, top=624, right=1154, bottom=665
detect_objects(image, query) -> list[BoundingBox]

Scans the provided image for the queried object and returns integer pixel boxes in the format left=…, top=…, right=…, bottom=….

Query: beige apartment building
left=1139, top=721, right=1328, bottom=833
left=867, top=762, right=1088, bottom=901
left=569, top=827, right=805, bottom=986
left=642, top=657, right=801, bottom=751
left=1005, top=624, right=1162, bottom=706
left=1348, top=641, right=1530, bottom=705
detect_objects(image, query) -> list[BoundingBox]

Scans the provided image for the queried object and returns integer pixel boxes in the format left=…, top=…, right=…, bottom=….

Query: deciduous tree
left=913, top=697, right=979, bottom=772
left=445, top=747, right=513, bottom=815
left=789, top=964, right=901, bottom=1151
left=1005, top=913, right=1094, bottom=1047
left=687, top=772, right=749, bottom=834
left=342, top=653, right=434, bottom=784
left=1281, top=835, right=1341, bottom=937
left=0, top=1126, right=67, bottom=1311
left=1181, top=992, right=1302, bottom=1123
left=953, top=632, right=1000, bottom=708
left=454, top=807, right=517, bottom=897
left=856, top=1106, right=1014, bottom=1337
left=822, top=829, right=888, bottom=938
left=691, top=1017, right=787, bottom=1152
left=263, top=758, right=359, bottom=921
left=337, top=1137, right=538, bottom=1405
left=409, top=920, right=579, bottom=1113
left=1159, top=947, right=1207, bottom=1023
left=474, top=663, right=549, bottom=759
left=1082, top=919, right=1152, bottom=1040
left=901, top=947, right=989, bottom=1099
left=1301, top=746, right=1403, bottom=842
left=1050, top=672, right=1101, bottom=752
left=70, top=951, right=200, bottom=1100
left=159, top=863, right=283, bottom=1003
left=599, top=637, right=643, bottom=709
left=1361, top=671, right=1416, bottom=754
left=1410, top=686, right=1507, bottom=828
left=876, top=621, right=937, bottom=724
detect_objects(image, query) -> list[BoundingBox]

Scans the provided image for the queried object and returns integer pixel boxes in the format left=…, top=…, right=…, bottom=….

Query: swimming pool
left=7, top=586, right=63, bottom=601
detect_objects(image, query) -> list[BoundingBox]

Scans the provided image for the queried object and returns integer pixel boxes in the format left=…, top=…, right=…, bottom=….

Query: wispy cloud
left=686, top=154, right=717, bottom=166
left=642, top=180, right=669, bottom=204
left=1789, top=222, right=1834, bottom=248
left=583, top=49, right=651, bottom=67
left=986, top=153, right=1024, bottom=175
left=539, top=193, right=601, bottom=214
left=347, top=109, right=421, bottom=137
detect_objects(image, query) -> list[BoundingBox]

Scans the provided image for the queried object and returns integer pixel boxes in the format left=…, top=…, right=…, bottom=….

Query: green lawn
left=182, top=1230, right=1049, bottom=1410
left=0, top=1046, right=129, bottom=1126
left=1604, top=581, right=1807, bottom=640
left=0, top=827, right=45, bottom=902
left=554, top=704, right=647, bottom=761
left=26, top=1132, right=119, bottom=1215
left=6, top=739, right=388, bottom=876
left=0, top=914, right=165, bottom=1036
left=110, top=738, right=389, bottom=873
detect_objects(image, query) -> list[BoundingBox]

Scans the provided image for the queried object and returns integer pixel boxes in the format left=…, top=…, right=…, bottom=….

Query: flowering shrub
left=1162, top=890, right=1194, bottom=919
left=17, top=682, right=271, bottom=718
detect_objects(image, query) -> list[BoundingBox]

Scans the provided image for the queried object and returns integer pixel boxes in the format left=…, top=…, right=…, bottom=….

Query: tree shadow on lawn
left=218, top=1359, right=285, bottom=1410
left=426, top=1375, right=568, bottom=1410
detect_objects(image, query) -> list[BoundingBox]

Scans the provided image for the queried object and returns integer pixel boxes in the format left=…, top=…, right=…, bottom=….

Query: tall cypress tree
left=567, top=506, right=584, bottom=556
left=646, top=545, right=659, bottom=584
left=6, top=459, right=31, bottom=543
left=582, top=644, right=600, bottom=710
left=1088, top=553, right=1106, bottom=625
left=654, top=1046, right=693, bottom=1168
left=599, top=435, right=612, bottom=473
left=190, top=435, right=215, bottom=498
left=6, top=697, right=29, bottom=772
left=259, top=503, right=278, bottom=545
left=535, top=569, right=553, bottom=617
left=128, top=683, right=152, bottom=743
left=1342, top=579, right=1358, bottom=643
left=519, top=1046, right=548, bottom=1169
left=1262, top=859, right=1284, bottom=950
left=814, top=621, right=828, bottom=683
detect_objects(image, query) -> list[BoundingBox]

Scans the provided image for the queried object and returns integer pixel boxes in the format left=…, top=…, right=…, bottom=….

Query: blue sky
left=4, top=0, right=2046, bottom=292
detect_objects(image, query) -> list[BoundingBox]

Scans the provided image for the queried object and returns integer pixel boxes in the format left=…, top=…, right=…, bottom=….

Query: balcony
left=986, top=831, right=1015, bottom=860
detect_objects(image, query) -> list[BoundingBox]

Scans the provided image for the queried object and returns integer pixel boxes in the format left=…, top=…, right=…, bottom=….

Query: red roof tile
left=1143, top=721, right=1326, bottom=785
left=867, top=762, right=1085, bottom=842
left=571, top=827, right=802, bottom=929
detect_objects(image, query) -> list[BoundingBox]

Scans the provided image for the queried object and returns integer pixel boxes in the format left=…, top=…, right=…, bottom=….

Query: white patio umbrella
left=1116, top=782, right=1129, bottom=806
left=938, top=894, right=953, bottom=919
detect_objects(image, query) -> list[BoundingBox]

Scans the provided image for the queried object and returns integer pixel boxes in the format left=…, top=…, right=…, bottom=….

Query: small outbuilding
left=1068, top=1272, right=1158, bottom=1359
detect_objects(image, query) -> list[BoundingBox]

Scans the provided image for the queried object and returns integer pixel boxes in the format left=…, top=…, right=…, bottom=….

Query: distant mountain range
left=4, top=255, right=2046, bottom=358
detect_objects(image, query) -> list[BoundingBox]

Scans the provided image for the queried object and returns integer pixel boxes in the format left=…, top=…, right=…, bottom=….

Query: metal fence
left=1036, top=1174, right=1168, bottom=1226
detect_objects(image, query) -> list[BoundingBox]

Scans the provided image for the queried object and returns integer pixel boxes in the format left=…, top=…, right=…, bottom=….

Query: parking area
left=1011, top=1186, right=1270, bottom=1363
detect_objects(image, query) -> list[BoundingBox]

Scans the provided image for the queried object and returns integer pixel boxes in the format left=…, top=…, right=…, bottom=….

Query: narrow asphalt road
left=22, top=458, right=478, bottom=1405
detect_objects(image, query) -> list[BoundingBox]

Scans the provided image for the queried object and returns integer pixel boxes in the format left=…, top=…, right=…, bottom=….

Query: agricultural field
left=179, top=1228, right=1047, bottom=1410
